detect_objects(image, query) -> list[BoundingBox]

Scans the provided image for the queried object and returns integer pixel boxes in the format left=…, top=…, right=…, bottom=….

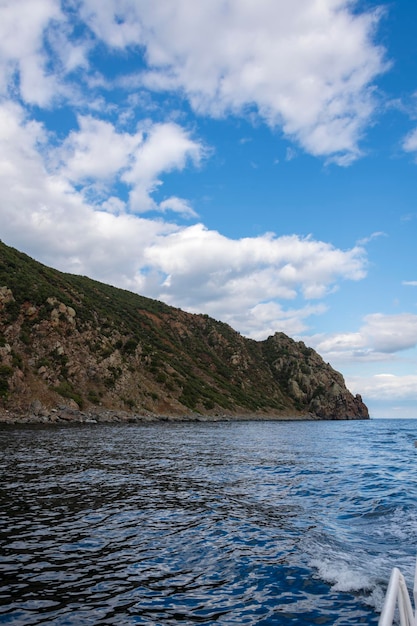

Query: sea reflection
left=2, top=420, right=411, bottom=624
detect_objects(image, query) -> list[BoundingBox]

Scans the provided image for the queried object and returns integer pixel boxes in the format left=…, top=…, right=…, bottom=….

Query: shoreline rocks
left=0, top=403, right=368, bottom=426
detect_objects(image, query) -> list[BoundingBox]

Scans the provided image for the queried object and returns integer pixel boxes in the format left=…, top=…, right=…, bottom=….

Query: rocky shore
left=0, top=401, right=324, bottom=425
left=0, top=401, right=201, bottom=425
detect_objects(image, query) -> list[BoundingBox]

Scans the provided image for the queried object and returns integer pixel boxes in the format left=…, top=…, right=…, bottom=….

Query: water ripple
left=1, top=420, right=417, bottom=624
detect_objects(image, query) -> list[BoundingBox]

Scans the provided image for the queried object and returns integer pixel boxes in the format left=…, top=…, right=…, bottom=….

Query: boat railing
left=379, top=558, right=417, bottom=626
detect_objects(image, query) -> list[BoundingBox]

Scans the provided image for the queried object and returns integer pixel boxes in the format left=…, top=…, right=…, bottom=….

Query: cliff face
left=263, top=333, right=368, bottom=419
left=0, top=241, right=368, bottom=421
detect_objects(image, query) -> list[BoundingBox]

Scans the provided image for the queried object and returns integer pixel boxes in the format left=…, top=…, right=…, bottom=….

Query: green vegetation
left=0, top=240, right=367, bottom=418
left=121, top=338, right=138, bottom=355
left=0, top=365, right=12, bottom=399
left=52, top=381, right=83, bottom=408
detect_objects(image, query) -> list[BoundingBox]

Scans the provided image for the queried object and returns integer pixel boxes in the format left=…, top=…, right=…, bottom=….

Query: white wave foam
left=308, top=554, right=392, bottom=611
left=310, top=557, right=372, bottom=593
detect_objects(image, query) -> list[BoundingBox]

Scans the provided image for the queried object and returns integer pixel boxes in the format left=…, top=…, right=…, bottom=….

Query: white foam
left=310, top=557, right=372, bottom=593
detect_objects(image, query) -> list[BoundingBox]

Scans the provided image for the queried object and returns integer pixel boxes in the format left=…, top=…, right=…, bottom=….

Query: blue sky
left=0, top=0, right=417, bottom=418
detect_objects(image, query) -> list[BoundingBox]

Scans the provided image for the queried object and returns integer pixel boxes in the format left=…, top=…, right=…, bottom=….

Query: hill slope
left=0, top=241, right=368, bottom=422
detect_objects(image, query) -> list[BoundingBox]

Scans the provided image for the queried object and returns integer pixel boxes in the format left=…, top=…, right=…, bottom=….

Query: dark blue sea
left=1, top=418, right=417, bottom=625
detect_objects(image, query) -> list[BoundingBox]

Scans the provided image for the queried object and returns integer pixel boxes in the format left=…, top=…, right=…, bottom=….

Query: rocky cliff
left=0, top=241, right=368, bottom=422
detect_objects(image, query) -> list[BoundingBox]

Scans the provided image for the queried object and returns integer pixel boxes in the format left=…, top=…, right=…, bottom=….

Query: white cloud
left=310, top=313, right=417, bottom=362
left=364, top=313, right=417, bottom=353
left=347, top=373, right=417, bottom=402
left=0, top=0, right=80, bottom=106
left=232, top=302, right=328, bottom=342
left=403, top=127, right=417, bottom=157
left=79, top=0, right=143, bottom=49
left=79, top=0, right=387, bottom=162
left=0, top=1, right=388, bottom=161
left=122, top=122, right=204, bottom=213
left=158, top=197, right=198, bottom=218
left=57, top=115, right=140, bottom=182
left=285, top=147, right=297, bottom=162
left=100, top=197, right=126, bottom=215
left=0, top=100, right=177, bottom=280
left=357, top=231, right=386, bottom=245
left=139, top=225, right=366, bottom=334
left=344, top=372, right=417, bottom=418
left=52, top=115, right=203, bottom=213
left=403, top=281, right=417, bottom=287
left=401, top=213, right=417, bottom=223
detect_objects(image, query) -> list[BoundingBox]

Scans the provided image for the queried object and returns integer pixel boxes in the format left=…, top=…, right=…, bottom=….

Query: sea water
left=1, top=418, right=417, bottom=625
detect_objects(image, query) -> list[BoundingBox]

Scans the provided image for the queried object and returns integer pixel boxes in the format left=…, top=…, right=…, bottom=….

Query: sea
left=1, top=418, right=417, bottom=625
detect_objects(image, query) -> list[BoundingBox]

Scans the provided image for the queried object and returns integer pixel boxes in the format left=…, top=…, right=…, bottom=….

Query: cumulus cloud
left=122, top=122, right=204, bottom=213
left=122, top=229, right=367, bottom=339
left=310, top=313, right=417, bottom=362
left=79, top=0, right=387, bottom=162
left=231, top=302, right=328, bottom=342
left=0, top=1, right=388, bottom=162
left=52, top=115, right=203, bottom=213
left=0, top=100, right=177, bottom=278
left=78, top=0, right=143, bottom=49
left=0, top=0, right=58, bottom=100
left=57, top=115, right=139, bottom=183
left=141, top=224, right=366, bottom=316
left=0, top=0, right=90, bottom=106
left=364, top=313, right=417, bottom=353
left=344, top=371, right=417, bottom=418
left=347, top=374, right=417, bottom=402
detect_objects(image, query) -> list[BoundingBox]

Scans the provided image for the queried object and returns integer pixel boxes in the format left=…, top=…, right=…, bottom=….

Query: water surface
left=1, top=419, right=417, bottom=624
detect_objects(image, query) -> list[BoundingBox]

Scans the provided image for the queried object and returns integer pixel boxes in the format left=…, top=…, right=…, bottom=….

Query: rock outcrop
left=263, top=333, right=368, bottom=419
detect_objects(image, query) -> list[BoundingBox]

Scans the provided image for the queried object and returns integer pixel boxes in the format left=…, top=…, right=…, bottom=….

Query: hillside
left=0, top=240, right=368, bottom=422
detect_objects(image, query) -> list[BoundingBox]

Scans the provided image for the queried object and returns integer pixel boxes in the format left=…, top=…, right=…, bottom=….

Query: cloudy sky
left=1, top=0, right=417, bottom=418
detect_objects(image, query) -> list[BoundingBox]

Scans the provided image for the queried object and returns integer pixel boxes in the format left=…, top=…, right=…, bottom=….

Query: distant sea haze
left=1, top=419, right=416, bottom=625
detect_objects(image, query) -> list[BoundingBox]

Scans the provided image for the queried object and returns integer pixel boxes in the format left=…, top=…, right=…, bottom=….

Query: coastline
left=0, top=405, right=368, bottom=425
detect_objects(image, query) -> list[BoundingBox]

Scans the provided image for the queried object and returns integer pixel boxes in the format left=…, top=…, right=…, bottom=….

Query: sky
left=0, top=0, right=416, bottom=418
